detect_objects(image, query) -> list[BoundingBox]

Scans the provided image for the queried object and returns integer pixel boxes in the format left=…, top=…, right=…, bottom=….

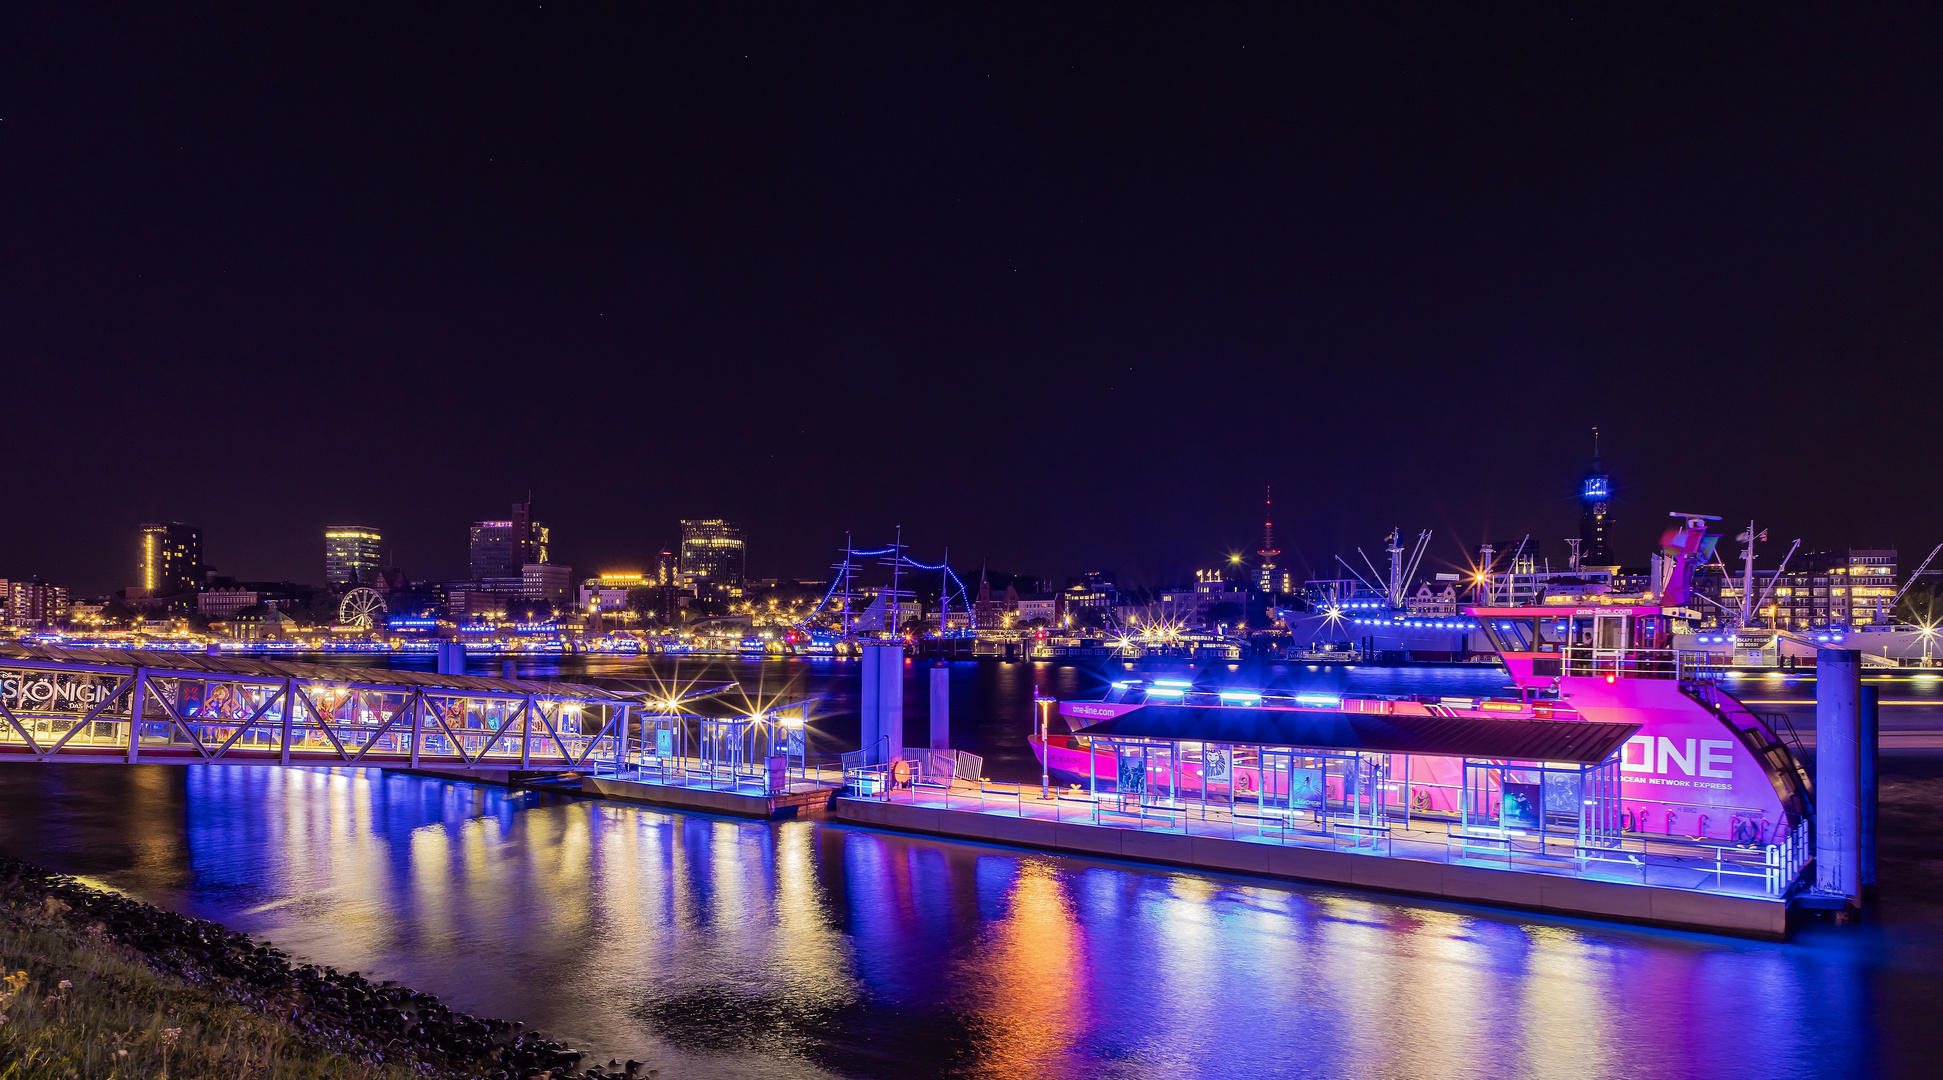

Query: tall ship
left=1280, top=526, right=1491, bottom=662
left=1033, top=512, right=1812, bottom=846
left=1282, top=440, right=1632, bottom=664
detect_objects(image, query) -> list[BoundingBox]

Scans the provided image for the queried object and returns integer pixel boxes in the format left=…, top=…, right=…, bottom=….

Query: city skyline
left=12, top=460, right=1926, bottom=603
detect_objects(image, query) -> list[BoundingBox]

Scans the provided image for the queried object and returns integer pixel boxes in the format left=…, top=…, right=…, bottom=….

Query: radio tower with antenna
left=1256, top=486, right=1281, bottom=594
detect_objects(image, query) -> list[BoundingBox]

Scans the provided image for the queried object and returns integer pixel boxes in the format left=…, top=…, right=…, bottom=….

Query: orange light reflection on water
left=957, top=858, right=1093, bottom=1078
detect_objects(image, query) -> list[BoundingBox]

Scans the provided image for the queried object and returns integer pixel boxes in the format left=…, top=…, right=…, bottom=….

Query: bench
left=1447, top=825, right=1517, bottom=862
left=1331, top=819, right=1394, bottom=853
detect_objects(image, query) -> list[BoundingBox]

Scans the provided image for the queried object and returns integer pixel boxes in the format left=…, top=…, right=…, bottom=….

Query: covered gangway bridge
left=0, top=644, right=727, bottom=772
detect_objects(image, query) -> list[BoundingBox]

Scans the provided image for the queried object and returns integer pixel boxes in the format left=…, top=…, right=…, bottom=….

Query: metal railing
left=844, top=761, right=893, bottom=798
left=1773, top=817, right=1812, bottom=895
left=1613, top=831, right=1807, bottom=897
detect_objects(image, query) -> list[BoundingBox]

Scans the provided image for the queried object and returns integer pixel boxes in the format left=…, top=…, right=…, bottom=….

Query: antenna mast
left=1749, top=539, right=1801, bottom=628
left=1336, top=554, right=1383, bottom=599
left=1503, top=535, right=1530, bottom=606
left=878, top=526, right=911, bottom=638
left=838, top=533, right=855, bottom=641
left=1734, top=522, right=1771, bottom=627
left=1386, top=528, right=1405, bottom=608
left=1256, top=485, right=1280, bottom=594
left=1894, top=543, right=1943, bottom=606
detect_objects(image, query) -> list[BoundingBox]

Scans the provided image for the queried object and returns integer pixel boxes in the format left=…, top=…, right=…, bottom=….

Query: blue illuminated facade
left=1578, top=432, right=1615, bottom=567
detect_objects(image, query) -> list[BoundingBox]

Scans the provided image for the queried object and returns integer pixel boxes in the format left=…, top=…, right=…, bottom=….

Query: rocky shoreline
left=0, top=859, right=649, bottom=1079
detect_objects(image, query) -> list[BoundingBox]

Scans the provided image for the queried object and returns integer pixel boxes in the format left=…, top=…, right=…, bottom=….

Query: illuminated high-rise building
left=471, top=499, right=549, bottom=579
left=138, top=522, right=203, bottom=596
left=324, top=526, right=383, bottom=588
left=679, top=519, right=745, bottom=597
left=469, top=520, right=518, bottom=579
left=4, top=578, right=68, bottom=628
left=511, top=499, right=550, bottom=565
left=1577, top=429, right=1616, bottom=569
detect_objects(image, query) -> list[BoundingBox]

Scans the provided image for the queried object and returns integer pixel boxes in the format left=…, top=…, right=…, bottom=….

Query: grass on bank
left=0, top=894, right=424, bottom=1080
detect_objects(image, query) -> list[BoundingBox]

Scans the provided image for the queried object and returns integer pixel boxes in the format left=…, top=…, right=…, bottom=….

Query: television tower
left=1256, top=486, right=1280, bottom=593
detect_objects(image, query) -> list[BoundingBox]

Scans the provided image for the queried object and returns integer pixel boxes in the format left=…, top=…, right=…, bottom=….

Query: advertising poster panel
left=0, top=670, right=131, bottom=717
left=1543, top=771, right=1583, bottom=818
left=1291, top=766, right=1325, bottom=808
left=1502, top=782, right=1542, bottom=830
left=1205, top=746, right=1231, bottom=784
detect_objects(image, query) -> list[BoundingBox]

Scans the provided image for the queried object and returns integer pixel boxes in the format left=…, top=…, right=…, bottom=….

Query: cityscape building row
left=1700, top=549, right=1901, bottom=631
left=0, top=578, right=69, bottom=629
left=5, top=458, right=1933, bottom=636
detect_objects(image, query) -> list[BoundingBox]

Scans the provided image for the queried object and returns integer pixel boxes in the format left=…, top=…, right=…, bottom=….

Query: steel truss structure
left=0, top=645, right=721, bottom=772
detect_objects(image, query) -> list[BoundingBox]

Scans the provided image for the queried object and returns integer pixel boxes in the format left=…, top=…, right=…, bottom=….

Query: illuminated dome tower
left=1578, top=428, right=1616, bottom=569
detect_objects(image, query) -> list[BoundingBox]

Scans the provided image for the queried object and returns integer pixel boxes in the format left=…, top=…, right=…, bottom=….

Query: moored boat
left=1035, top=513, right=1811, bottom=845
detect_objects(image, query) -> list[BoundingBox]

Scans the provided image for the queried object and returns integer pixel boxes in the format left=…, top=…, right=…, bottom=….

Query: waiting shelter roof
left=1069, top=704, right=1639, bottom=765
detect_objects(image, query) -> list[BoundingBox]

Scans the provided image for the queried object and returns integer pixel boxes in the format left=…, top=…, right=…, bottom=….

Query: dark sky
left=5, top=4, right=1941, bottom=597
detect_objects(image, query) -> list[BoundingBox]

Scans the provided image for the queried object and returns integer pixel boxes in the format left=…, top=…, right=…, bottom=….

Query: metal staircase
left=1680, top=679, right=1813, bottom=821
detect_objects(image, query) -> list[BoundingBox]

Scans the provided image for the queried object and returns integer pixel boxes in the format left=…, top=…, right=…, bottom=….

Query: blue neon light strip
left=813, top=550, right=977, bottom=632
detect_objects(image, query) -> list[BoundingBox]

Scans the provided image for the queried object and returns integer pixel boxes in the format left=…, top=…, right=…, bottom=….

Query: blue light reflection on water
left=0, top=762, right=1900, bottom=1079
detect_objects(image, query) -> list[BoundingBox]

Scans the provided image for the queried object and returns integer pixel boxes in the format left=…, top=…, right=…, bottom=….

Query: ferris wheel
left=338, top=587, right=388, bottom=629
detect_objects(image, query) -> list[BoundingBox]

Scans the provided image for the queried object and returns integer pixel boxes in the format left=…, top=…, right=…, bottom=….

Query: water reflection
left=959, top=860, right=1091, bottom=1076
left=0, top=764, right=1903, bottom=1079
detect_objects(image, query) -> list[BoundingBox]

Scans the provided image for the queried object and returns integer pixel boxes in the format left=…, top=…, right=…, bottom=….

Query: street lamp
left=1035, top=691, right=1053, bottom=799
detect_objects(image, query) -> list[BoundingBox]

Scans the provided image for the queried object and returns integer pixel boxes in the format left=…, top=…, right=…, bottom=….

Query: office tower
left=511, top=499, right=550, bottom=565
left=469, top=519, right=519, bottom=579
left=325, top=526, right=383, bottom=588
left=138, top=522, right=203, bottom=596
left=473, top=500, right=550, bottom=580
left=679, top=519, right=746, bottom=597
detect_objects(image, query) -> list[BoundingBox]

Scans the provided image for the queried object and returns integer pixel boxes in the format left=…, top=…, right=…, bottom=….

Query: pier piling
left=1815, top=648, right=1861, bottom=910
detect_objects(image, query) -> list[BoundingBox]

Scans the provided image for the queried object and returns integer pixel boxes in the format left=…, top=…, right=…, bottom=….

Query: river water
left=2, top=657, right=1941, bottom=1079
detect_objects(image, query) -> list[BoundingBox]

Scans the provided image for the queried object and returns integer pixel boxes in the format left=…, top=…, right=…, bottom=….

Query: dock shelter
left=625, top=698, right=820, bottom=794
left=839, top=697, right=1804, bottom=934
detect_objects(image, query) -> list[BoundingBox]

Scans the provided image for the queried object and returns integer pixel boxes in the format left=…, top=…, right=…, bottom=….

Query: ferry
left=1033, top=513, right=1813, bottom=845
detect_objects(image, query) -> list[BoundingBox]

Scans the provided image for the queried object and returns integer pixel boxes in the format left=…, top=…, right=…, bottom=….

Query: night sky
left=5, top=5, right=1941, bottom=597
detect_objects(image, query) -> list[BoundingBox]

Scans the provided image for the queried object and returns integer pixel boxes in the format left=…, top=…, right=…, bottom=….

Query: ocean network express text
left=1620, top=735, right=1738, bottom=791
